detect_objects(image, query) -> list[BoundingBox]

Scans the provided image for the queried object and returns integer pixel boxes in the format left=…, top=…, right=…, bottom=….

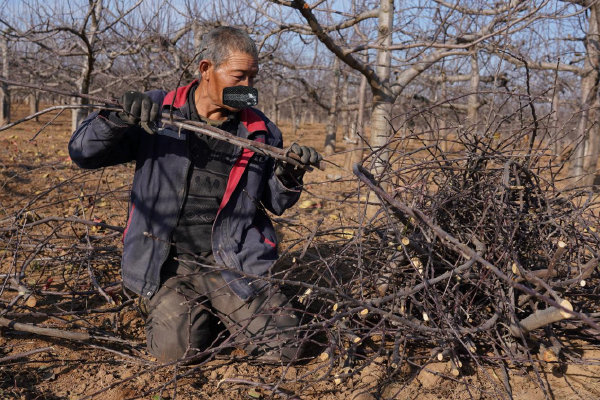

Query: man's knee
left=236, top=290, right=304, bottom=362
left=145, top=287, right=214, bottom=362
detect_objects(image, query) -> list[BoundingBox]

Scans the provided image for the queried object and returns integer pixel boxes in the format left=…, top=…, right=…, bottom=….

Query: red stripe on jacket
left=122, top=203, right=135, bottom=242
left=217, top=108, right=267, bottom=212
left=162, top=79, right=199, bottom=108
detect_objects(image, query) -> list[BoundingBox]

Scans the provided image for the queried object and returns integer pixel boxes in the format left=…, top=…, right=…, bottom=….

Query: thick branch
left=269, top=0, right=384, bottom=92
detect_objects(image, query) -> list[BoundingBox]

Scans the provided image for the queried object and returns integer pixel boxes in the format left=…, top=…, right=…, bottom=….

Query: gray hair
left=199, top=26, right=258, bottom=68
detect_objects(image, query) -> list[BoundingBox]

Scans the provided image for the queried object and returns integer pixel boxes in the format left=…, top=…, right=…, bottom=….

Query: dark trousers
left=145, top=251, right=300, bottom=363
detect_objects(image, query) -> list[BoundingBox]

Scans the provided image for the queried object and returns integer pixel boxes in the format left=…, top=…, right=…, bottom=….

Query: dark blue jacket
left=68, top=81, right=301, bottom=300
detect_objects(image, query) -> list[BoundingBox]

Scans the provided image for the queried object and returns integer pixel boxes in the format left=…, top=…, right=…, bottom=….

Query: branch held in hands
left=0, top=76, right=325, bottom=171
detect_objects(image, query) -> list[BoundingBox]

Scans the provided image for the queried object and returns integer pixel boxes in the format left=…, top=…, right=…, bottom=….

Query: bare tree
left=467, top=52, right=481, bottom=127
left=323, top=57, right=340, bottom=154
left=0, top=1, right=152, bottom=131
left=569, top=1, right=600, bottom=185
left=344, top=54, right=368, bottom=170
left=0, top=33, right=10, bottom=124
left=256, top=0, right=546, bottom=193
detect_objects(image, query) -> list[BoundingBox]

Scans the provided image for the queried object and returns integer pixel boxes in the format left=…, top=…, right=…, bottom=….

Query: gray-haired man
left=69, top=26, right=321, bottom=363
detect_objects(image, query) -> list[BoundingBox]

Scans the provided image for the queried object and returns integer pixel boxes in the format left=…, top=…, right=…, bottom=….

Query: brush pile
left=282, top=128, right=600, bottom=391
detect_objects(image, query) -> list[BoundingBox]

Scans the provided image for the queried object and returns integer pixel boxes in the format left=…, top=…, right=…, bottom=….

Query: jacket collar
left=162, top=79, right=198, bottom=110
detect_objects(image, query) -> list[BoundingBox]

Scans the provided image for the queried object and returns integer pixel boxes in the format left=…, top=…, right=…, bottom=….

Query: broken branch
left=509, top=299, right=573, bottom=336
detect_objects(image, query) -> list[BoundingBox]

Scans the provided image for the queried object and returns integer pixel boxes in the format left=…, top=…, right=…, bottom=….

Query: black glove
left=275, top=143, right=322, bottom=187
left=116, top=91, right=160, bottom=134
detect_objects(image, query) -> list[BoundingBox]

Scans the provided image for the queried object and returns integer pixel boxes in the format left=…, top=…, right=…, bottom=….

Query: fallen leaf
left=299, top=199, right=321, bottom=209
left=247, top=388, right=262, bottom=399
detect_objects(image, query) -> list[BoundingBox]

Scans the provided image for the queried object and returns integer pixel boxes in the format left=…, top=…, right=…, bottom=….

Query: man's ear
left=198, top=60, right=212, bottom=81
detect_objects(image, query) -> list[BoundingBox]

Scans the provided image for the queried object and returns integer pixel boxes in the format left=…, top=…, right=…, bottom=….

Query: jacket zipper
left=157, top=122, right=191, bottom=278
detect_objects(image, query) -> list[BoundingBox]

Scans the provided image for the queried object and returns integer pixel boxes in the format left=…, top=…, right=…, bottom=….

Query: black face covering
left=222, top=86, right=258, bottom=109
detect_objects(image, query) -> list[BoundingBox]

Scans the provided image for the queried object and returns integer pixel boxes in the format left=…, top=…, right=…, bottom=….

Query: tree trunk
left=369, top=90, right=393, bottom=163
left=72, top=0, right=102, bottom=133
left=551, top=81, right=561, bottom=156
left=0, top=36, right=10, bottom=125
left=365, top=0, right=394, bottom=215
left=300, top=108, right=308, bottom=126
left=569, top=2, right=600, bottom=186
left=467, top=51, right=480, bottom=129
left=344, top=57, right=368, bottom=170
left=440, top=78, right=449, bottom=152
left=583, top=104, right=600, bottom=181
left=28, top=91, right=39, bottom=122
left=271, top=83, right=279, bottom=125
left=368, top=0, right=394, bottom=173
left=71, top=59, right=92, bottom=132
left=193, top=21, right=203, bottom=54
left=290, top=101, right=298, bottom=136
left=324, top=57, right=340, bottom=155
left=340, top=72, right=350, bottom=141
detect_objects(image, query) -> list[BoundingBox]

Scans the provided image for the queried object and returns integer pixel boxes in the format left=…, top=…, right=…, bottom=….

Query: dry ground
left=0, top=103, right=599, bottom=399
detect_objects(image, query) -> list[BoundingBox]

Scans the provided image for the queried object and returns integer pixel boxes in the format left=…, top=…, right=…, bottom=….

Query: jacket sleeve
left=260, top=118, right=302, bottom=216
left=68, top=110, right=143, bottom=169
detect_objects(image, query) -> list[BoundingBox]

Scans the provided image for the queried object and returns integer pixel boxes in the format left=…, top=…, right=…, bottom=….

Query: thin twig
left=0, top=346, right=54, bottom=363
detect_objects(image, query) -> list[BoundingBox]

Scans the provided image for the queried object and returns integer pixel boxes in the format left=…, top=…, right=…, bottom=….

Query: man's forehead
left=221, top=52, right=258, bottom=68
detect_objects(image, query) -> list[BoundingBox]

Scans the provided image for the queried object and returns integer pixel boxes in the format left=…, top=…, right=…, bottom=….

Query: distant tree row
left=0, top=0, right=598, bottom=185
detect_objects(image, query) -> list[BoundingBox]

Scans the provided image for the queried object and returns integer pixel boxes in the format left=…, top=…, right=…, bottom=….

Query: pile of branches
left=284, top=127, right=600, bottom=395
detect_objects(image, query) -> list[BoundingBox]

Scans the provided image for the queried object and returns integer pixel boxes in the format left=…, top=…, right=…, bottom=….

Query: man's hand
left=275, top=143, right=322, bottom=187
left=117, top=91, right=160, bottom=134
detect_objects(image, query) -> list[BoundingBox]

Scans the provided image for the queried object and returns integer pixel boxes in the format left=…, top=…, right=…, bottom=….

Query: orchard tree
left=478, top=1, right=600, bottom=186
left=0, top=33, right=10, bottom=125
left=255, top=0, right=546, bottom=185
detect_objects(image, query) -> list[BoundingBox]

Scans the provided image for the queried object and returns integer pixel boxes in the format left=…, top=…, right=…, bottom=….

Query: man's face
left=204, top=51, right=259, bottom=112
